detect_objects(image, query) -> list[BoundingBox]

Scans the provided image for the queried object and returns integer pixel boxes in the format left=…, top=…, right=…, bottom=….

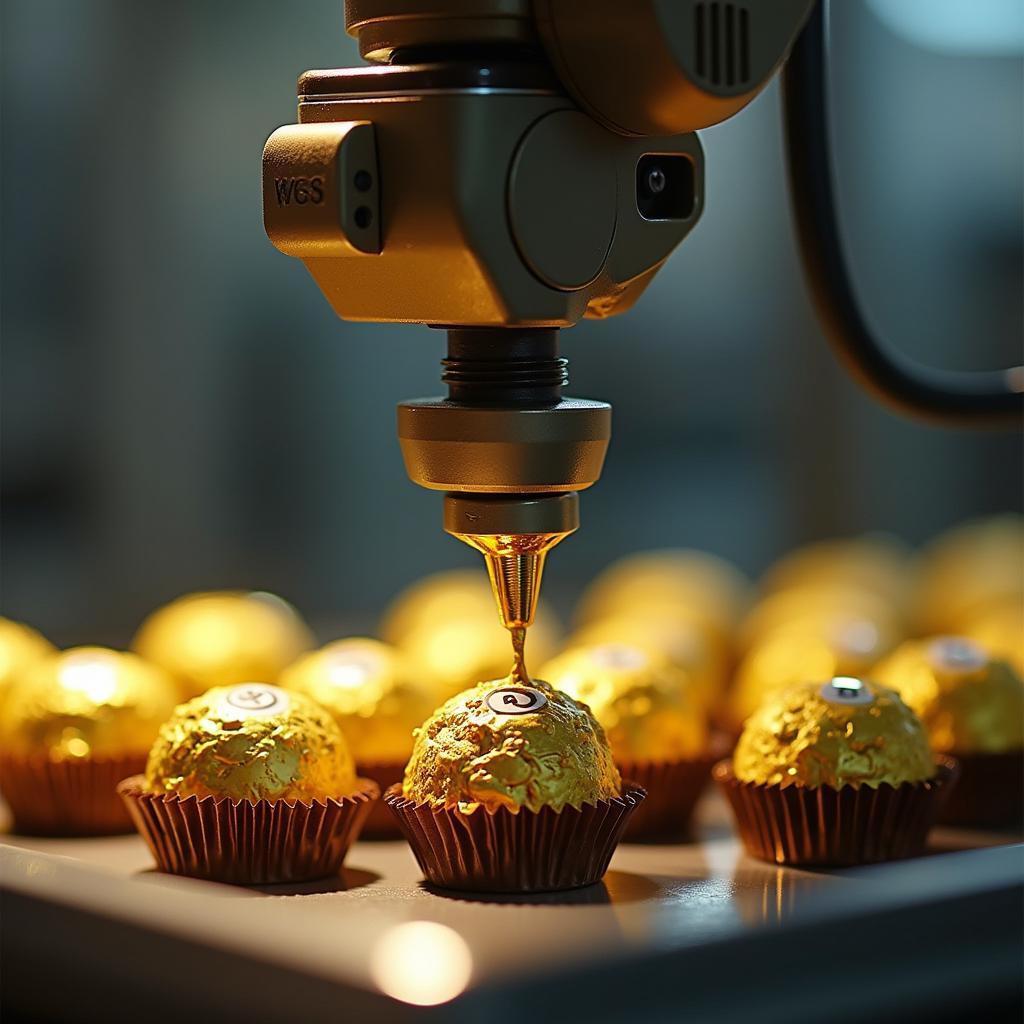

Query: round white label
left=220, top=683, right=290, bottom=718
left=928, top=637, right=986, bottom=674
left=485, top=686, right=548, bottom=716
left=819, top=677, right=875, bottom=707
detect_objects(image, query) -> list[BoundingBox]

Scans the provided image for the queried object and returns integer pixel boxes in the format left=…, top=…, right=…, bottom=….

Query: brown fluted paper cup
left=714, top=756, right=958, bottom=867
left=118, top=775, right=379, bottom=884
left=937, top=749, right=1023, bottom=830
left=0, top=752, right=145, bottom=836
left=356, top=761, right=405, bottom=839
left=617, top=757, right=715, bottom=841
left=385, top=783, right=645, bottom=893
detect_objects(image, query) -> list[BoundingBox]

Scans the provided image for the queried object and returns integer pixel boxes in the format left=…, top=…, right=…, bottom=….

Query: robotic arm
left=261, top=0, right=1022, bottom=641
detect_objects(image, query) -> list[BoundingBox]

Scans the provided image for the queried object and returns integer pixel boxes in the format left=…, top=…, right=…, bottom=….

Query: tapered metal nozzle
left=444, top=494, right=579, bottom=630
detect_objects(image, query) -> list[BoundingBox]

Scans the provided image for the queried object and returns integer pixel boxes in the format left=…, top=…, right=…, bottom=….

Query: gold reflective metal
left=380, top=570, right=562, bottom=702
left=452, top=531, right=570, bottom=632
left=402, top=679, right=621, bottom=813
left=733, top=679, right=934, bottom=789
left=280, top=638, right=436, bottom=763
left=0, top=647, right=179, bottom=759
left=145, top=684, right=357, bottom=803
left=538, top=643, right=708, bottom=763
left=872, top=638, right=1024, bottom=755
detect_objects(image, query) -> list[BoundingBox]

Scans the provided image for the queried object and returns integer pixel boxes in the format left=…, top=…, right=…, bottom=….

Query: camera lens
left=636, top=154, right=695, bottom=221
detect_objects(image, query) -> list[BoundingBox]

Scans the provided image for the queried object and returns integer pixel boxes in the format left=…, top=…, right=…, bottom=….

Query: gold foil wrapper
left=120, top=774, right=378, bottom=884
left=145, top=683, right=357, bottom=802
left=715, top=756, right=958, bottom=867
left=568, top=609, right=728, bottom=708
left=538, top=643, right=708, bottom=763
left=380, top=571, right=560, bottom=702
left=575, top=549, right=751, bottom=641
left=0, top=617, right=55, bottom=708
left=132, top=590, right=313, bottom=698
left=726, top=619, right=899, bottom=733
left=916, top=515, right=1024, bottom=633
left=280, top=638, right=434, bottom=764
left=402, top=679, right=621, bottom=813
left=0, top=647, right=179, bottom=760
left=733, top=679, right=935, bottom=789
left=385, top=782, right=645, bottom=893
left=963, top=601, right=1024, bottom=677
left=872, top=637, right=1024, bottom=755
left=736, top=584, right=904, bottom=653
left=758, top=536, right=916, bottom=617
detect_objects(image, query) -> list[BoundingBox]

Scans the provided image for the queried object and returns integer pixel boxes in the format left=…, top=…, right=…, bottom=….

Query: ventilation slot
left=693, top=3, right=751, bottom=89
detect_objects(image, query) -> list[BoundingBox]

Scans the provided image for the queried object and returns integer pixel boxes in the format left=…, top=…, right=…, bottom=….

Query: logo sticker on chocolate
left=927, top=637, right=986, bottom=675
left=485, top=686, right=548, bottom=716
left=820, top=677, right=875, bottom=706
left=221, top=683, right=290, bottom=718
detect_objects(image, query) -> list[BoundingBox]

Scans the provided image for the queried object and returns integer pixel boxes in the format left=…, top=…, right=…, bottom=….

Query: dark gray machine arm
left=784, top=0, right=1024, bottom=425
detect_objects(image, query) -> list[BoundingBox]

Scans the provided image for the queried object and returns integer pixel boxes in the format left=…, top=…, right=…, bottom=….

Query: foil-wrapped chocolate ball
left=568, top=608, right=728, bottom=708
left=916, top=515, right=1024, bottom=633
left=0, top=617, right=55, bottom=706
left=727, top=616, right=899, bottom=732
left=962, top=602, right=1024, bottom=677
left=280, top=638, right=435, bottom=764
left=145, top=683, right=356, bottom=802
left=733, top=677, right=934, bottom=788
left=575, top=549, right=751, bottom=641
left=538, top=643, right=707, bottom=763
left=380, top=571, right=560, bottom=701
left=872, top=637, right=1024, bottom=754
left=759, top=536, right=915, bottom=617
left=737, top=584, right=904, bottom=652
left=133, top=591, right=313, bottom=698
left=402, top=679, right=621, bottom=813
left=0, top=647, right=179, bottom=759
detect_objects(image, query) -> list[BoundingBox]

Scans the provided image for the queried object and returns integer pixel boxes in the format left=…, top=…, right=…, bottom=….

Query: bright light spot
left=59, top=652, right=119, bottom=703
left=325, top=652, right=375, bottom=689
left=836, top=620, right=879, bottom=656
left=370, top=922, right=472, bottom=1006
left=831, top=676, right=862, bottom=692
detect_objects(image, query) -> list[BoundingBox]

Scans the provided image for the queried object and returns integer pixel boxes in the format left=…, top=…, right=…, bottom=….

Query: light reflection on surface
left=370, top=921, right=473, bottom=1006
left=58, top=651, right=120, bottom=704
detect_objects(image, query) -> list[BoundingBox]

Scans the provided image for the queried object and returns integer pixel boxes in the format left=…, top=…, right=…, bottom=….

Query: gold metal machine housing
left=262, top=1, right=815, bottom=632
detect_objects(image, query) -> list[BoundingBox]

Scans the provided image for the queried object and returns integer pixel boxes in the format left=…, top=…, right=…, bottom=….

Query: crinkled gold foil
left=145, top=684, right=357, bottom=802
left=132, top=590, right=313, bottom=698
left=872, top=638, right=1024, bottom=754
left=380, top=571, right=560, bottom=701
left=916, top=515, right=1024, bottom=633
left=733, top=679, right=934, bottom=788
left=759, top=536, right=916, bottom=616
left=402, top=678, right=620, bottom=813
left=727, top=618, right=899, bottom=732
left=538, top=643, right=708, bottom=763
left=280, top=638, right=435, bottom=763
left=962, top=601, right=1024, bottom=677
left=737, top=584, right=904, bottom=652
left=0, top=647, right=179, bottom=759
left=568, top=610, right=727, bottom=708
left=0, top=617, right=55, bottom=707
left=575, top=549, right=751, bottom=641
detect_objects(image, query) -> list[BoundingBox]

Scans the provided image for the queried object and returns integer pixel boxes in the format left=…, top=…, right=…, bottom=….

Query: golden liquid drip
left=508, top=625, right=529, bottom=685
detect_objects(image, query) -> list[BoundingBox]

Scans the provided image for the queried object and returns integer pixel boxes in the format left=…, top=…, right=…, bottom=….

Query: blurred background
left=2, top=0, right=1021, bottom=644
